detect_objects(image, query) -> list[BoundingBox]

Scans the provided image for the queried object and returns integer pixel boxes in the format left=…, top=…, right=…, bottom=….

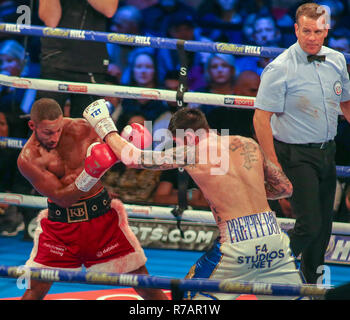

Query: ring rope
left=1, top=23, right=350, bottom=62
left=0, top=264, right=331, bottom=297
left=1, top=192, right=350, bottom=235
left=0, top=73, right=255, bottom=109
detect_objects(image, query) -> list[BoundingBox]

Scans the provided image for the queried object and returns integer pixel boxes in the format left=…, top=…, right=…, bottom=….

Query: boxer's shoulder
left=18, top=135, right=40, bottom=163
left=64, top=117, right=89, bottom=131
left=229, top=135, right=258, bottom=149
left=63, top=117, right=98, bottom=139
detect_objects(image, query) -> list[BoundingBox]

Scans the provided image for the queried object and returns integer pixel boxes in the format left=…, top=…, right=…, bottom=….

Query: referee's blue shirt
left=254, top=41, right=350, bottom=144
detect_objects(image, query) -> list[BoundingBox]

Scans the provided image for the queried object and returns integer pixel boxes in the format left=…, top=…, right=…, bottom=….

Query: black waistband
left=274, top=139, right=334, bottom=150
left=48, top=188, right=111, bottom=223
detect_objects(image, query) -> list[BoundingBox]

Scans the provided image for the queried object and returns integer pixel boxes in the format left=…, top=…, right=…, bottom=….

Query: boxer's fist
left=83, top=99, right=118, bottom=140
left=75, top=142, right=119, bottom=192
left=121, top=123, right=152, bottom=149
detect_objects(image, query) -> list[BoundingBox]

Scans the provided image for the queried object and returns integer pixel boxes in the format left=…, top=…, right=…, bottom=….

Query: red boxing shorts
left=25, top=197, right=146, bottom=273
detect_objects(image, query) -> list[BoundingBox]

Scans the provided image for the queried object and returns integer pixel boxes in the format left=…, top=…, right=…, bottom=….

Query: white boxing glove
left=83, top=99, right=118, bottom=140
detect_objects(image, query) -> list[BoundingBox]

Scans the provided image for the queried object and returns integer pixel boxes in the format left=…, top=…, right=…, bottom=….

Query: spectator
left=36, top=0, right=118, bottom=118
left=156, top=11, right=210, bottom=90
left=233, top=70, right=261, bottom=97
left=328, top=28, right=350, bottom=54
left=209, top=70, right=260, bottom=138
left=153, top=70, right=180, bottom=150
left=252, top=14, right=282, bottom=46
left=203, top=53, right=237, bottom=95
left=0, top=0, right=17, bottom=26
left=240, top=0, right=271, bottom=16
left=141, top=0, right=197, bottom=36
left=194, top=53, right=258, bottom=138
left=316, top=0, right=346, bottom=29
left=0, top=112, right=25, bottom=236
left=0, top=39, right=33, bottom=123
left=237, top=14, right=282, bottom=75
left=241, top=0, right=273, bottom=44
left=269, top=1, right=295, bottom=29
left=193, top=52, right=235, bottom=114
left=104, top=74, right=123, bottom=125
left=328, top=27, right=350, bottom=74
left=197, top=52, right=236, bottom=114
left=196, top=0, right=243, bottom=43
left=124, top=0, right=158, bottom=10
left=0, top=0, right=42, bottom=75
left=102, top=113, right=162, bottom=203
left=121, top=48, right=168, bottom=123
left=107, top=5, right=144, bottom=82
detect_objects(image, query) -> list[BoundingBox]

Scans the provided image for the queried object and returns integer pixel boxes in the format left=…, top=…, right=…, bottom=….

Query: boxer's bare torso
left=185, top=134, right=272, bottom=224
left=105, top=132, right=292, bottom=224
left=17, top=117, right=102, bottom=207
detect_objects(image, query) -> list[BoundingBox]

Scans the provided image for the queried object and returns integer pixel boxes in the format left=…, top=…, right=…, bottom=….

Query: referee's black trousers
left=274, top=139, right=336, bottom=284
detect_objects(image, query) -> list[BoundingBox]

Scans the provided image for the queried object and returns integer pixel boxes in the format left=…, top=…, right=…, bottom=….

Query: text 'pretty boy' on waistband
left=224, top=212, right=281, bottom=244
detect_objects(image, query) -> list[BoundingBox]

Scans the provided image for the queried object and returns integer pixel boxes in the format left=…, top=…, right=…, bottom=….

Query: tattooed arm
left=105, top=132, right=197, bottom=170
left=261, top=149, right=293, bottom=200
left=134, top=145, right=197, bottom=170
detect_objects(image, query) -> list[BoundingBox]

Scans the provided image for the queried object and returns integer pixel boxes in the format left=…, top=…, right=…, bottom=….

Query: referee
left=253, top=2, right=350, bottom=284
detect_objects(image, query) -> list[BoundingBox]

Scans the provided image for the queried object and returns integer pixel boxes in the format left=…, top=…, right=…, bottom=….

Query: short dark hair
left=30, top=98, right=63, bottom=123
left=295, top=2, right=327, bottom=25
left=168, top=107, right=210, bottom=135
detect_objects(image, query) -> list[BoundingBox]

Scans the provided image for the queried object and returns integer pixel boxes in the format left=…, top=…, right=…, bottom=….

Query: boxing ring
left=0, top=22, right=350, bottom=300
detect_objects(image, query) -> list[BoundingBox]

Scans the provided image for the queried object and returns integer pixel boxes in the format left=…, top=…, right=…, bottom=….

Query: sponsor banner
left=129, top=218, right=350, bottom=265
left=128, top=218, right=219, bottom=252
left=266, top=222, right=350, bottom=265
left=58, top=83, right=88, bottom=93
left=12, top=78, right=31, bottom=89
left=325, top=235, right=350, bottom=265
left=107, top=34, right=151, bottom=46
left=224, top=96, right=255, bottom=107
left=0, top=23, right=21, bottom=33
left=216, top=43, right=261, bottom=56
left=141, top=90, right=160, bottom=100
left=43, top=28, right=86, bottom=40
left=0, top=137, right=27, bottom=149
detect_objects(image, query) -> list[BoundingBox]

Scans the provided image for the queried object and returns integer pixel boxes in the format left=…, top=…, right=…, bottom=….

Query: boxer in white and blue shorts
left=184, top=211, right=304, bottom=300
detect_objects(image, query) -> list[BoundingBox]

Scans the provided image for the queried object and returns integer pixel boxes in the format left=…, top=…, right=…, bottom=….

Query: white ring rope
left=1, top=192, right=350, bottom=235
left=0, top=74, right=255, bottom=109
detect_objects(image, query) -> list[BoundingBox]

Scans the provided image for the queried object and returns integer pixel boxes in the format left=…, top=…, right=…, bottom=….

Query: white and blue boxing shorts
left=184, top=211, right=304, bottom=300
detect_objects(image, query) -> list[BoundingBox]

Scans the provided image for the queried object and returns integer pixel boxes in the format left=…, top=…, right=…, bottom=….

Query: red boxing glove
left=85, top=143, right=119, bottom=177
left=75, top=143, right=119, bottom=192
left=121, top=123, right=152, bottom=149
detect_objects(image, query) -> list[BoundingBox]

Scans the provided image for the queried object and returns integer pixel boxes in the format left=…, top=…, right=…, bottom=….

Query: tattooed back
left=186, top=134, right=271, bottom=224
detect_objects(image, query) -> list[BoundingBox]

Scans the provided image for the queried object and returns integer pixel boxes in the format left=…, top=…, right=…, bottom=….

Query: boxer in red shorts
left=17, top=98, right=168, bottom=300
